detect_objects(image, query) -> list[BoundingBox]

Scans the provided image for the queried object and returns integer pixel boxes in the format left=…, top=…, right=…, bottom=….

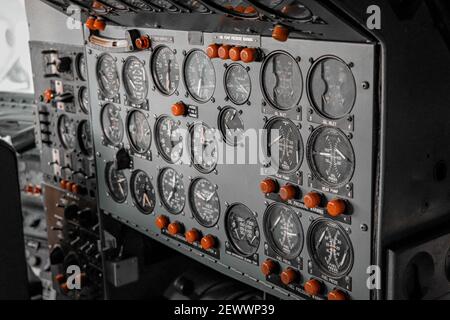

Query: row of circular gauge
left=105, top=164, right=353, bottom=278
left=97, top=48, right=357, bottom=120
left=87, top=0, right=316, bottom=23
left=99, top=104, right=355, bottom=188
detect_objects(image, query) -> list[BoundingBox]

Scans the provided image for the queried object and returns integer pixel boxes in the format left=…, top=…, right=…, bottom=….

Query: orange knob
left=55, top=273, right=65, bottom=284
left=244, top=6, right=257, bottom=14
left=93, top=18, right=106, bottom=31
left=280, top=268, right=298, bottom=285
left=85, top=16, right=96, bottom=31
left=43, top=89, right=54, bottom=103
left=66, top=182, right=75, bottom=192
left=234, top=5, right=246, bottom=13
left=229, top=47, right=242, bottom=61
left=25, top=185, right=34, bottom=193
left=304, top=192, right=321, bottom=209
left=260, top=178, right=277, bottom=194
left=327, top=199, right=346, bottom=217
left=261, top=259, right=278, bottom=276
left=279, top=185, right=297, bottom=201
left=60, top=180, right=68, bottom=190
left=304, top=279, right=322, bottom=296
left=168, top=222, right=182, bottom=235
left=218, top=45, right=231, bottom=60
left=201, top=235, right=216, bottom=250
left=34, top=186, right=42, bottom=195
left=185, top=229, right=200, bottom=244
left=155, top=215, right=169, bottom=230
left=328, top=289, right=347, bottom=300
left=135, top=35, right=151, bottom=50
left=241, top=48, right=257, bottom=63
left=272, top=25, right=290, bottom=42
left=171, top=102, right=186, bottom=117
left=71, top=183, right=80, bottom=194
left=206, top=44, right=220, bottom=59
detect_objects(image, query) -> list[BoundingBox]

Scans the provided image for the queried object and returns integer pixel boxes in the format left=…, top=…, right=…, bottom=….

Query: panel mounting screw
left=362, top=81, right=370, bottom=89
left=360, top=224, right=368, bottom=232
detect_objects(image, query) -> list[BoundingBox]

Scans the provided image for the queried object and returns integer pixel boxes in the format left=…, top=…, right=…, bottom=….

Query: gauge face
left=307, top=126, right=355, bottom=187
left=123, top=57, right=148, bottom=104
left=155, top=116, right=184, bottom=163
left=189, top=178, right=220, bottom=227
left=97, top=54, right=120, bottom=99
left=210, top=0, right=257, bottom=15
left=76, top=53, right=87, bottom=81
left=190, top=123, right=218, bottom=173
left=265, top=117, right=303, bottom=174
left=102, top=0, right=128, bottom=10
left=78, top=86, right=90, bottom=114
left=57, top=115, right=76, bottom=150
left=184, top=50, right=216, bottom=103
left=151, top=46, right=180, bottom=96
left=260, top=0, right=312, bottom=20
left=78, top=120, right=93, bottom=157
left=101, top=104, right=124, bottom=146
left=183, top=0, right=209, bottom=12
left=158, top=168, right=186, bottom=214
left=149, top=0, right=177, bottom=11
left=308, top=219, right=354, bottom=278
left=126, top=110, right=151, bottom=154
left=131, top=170, right=156, bottom=214
left=308, top=57, right=356, bottom=119
left=218, top=107, right=245, bottom=146
left=225, top=64, right=251, bottom=105
left=262, top=51, right=302, bottom=110
left=264, top=203, right=303, bottom=259
left=122, top=0, right=153, bottom=10
left=105, top=162, right=128, bottom=203
left=225, top=204, right=260, bottom=256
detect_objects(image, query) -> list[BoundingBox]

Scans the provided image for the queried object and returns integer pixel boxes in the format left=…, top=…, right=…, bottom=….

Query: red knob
left=168, top=222, right=182, bottom=235
left=261, top=259, right=278, bottom=276
left=279, top=185, right=297, bottom=201
left=155, top=215, right=169, bottom=230
left=280, top=268, right=298, bottom=285
left=229, top=47, right=242, bottom=61
left=206, top=44, right=220, bottom=59
left=185, top=229, right=200, bottom=244
left=328, top=289, right=347, bottom=300
left=272, top=25, right=289, bottom=42
left=260, top=179, right=277, bottom=194
left=218, top=45, right=231, bottom=60
left=201, top=235, right=216, bottom=250
left=135, top=35, right=151, bottom=50
left=304, top=192, right=321, bottom=209
left=241, top=48, right=257, bottom=63
left=93, top=18, right=106, bottom=31
left=60, top=180, right=68, bottom=190
left=43, top=89, right=54, bottom=103
left=171, top=102, right=186, bottom=117
left=85, top=16, right=96, bottom=31
left=327, top=199, right=346, bottom=217
left=304, top=279, right=322, bottom=296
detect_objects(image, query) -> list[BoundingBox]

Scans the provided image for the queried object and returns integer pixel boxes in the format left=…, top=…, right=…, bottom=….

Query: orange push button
left=279, top=185, right=297, bottom=201
left=171, top=102, right=186, bottom=117
left=304, top=279, right=322, bottom=296
left=229, top=47, right=242, bottom=61
left=168, top=222, right=182, bottom=235
left=85, top=16, right=96, bottom=31
left=206, top=44, right=220, bottom=59
left=240, top=48, right=257, bottom=63
left=327, top=199, right=346, bottom=217
left=185, top=229, right=200, bottom=244
left=328, top=289, right=347, bottom=300
left=261, top=259, right=277, bottom=276
left=280, top=268, right=298, bottom=285
left=218, top=45, right=231, bottom=60
left=155, top=215, right=169, bottom=230
left=135, top=35, right=151, bottom=50
left=93, top=18, right=106, bottom=31
left=244, top=6, right=257, bottom=14
left=304, top=192, right=321, bottom=209
left=272, top=25, right=289, bottom=42
left=60, top=180, right=68, bottom=190
left=201, top=235, right=216, bottom=250
left=260, top=178, right=277, bottom=194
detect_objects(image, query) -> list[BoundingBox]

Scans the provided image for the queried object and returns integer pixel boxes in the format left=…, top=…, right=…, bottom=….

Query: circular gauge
left=259, top=0, right=312, bottom=20
left=77, top=120, right=93, bottom=157
left=105, top=162, right=128, bottom=203
left=263, top=203, right=303, bottom=259
left=158, top=167, right=186, bottom=214
left=307, top=218, right=354, bottom=278
left=151, top=46, right=180, bottom=96
left=265, top=117, right=303, bottom=174
left=218, top=107, right=245, bottom=146
left=155, top=116, right=184, bottom=164
left=209, top=0, right=258, bottom=16
left=261, top=51, right=303, bottom=110
left=189, top=123, right=218, bottom=174
left=225, top=64, right=251, bottom=105
left=131, top=170, right=156, bottom=214
left=182, top=0, right=209, bottom=13
left=184, top=50, right=216, bottom=103
left=308, top=57, right=356, bottom=119
left=307, top=126, right=355, bottom=187
left=101, top=0, right=128, bottom=10
left=149, top=0, right=178, bottom=11
left=57, top=115, right=76, bottom=150
left=225, top=203, right=260, bottom=256
left=189, top=178, right=220, bottom=227
left=101, top=104, right=124, bottom=147
left=126, top=110, right=152, bottom=154
left=123, top=56, right=148, bottom=104
left=76, top=53, right=87, bottom=81
left=96, top=54, right=120, bottom=99
left=122, top=0, right=154, bottom=10
left=78, top=86, right=90, bottom=114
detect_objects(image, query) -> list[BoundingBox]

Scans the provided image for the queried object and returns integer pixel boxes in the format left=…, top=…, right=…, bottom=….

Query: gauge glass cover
left=105, top=162, right=128, bottom=203
left=184, top=50, right=216, bottom=103
left=58, top=115, right=76, bottom=150
left=96, top=54, right=120, bottom=99
left=101, top=104, right=124, bottom=146
left=189, top=123, right=218, bottom=173
left=155, top=116, right=184, bottom=164
left=123, top=56, right=148, bottom=104
left=189, top=178, right=220, bottom=227
left=225, top=203, right=260, bottom=256
left=225, top=64, right=251, bottom=105
left=127, top=110, right=152, bottom=154
left=158, top=167, right=186, bottom=214
left=152, top=46, right=180, bottom=96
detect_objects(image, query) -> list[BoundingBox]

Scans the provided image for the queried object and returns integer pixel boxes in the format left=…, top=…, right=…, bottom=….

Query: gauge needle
left=166, top=60, right=171, bottom=90
left=316, top=230, right=326, bottom=250
left=143, top=193, right=151, bottom=207
left=319, top=152, right=332, bottom=157
left=270, top=135, right=282, bottom=147
left=271, top=216, right=281, bottom=232
left=117, top=178, right=126, bottom=195
left=335, top=148, right=346, bottom=160
left=206, top=191, right=215, bottom=202
left=196, top=191, right=206, bottom=201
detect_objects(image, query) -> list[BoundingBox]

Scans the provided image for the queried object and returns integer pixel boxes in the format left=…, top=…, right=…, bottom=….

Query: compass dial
left=131, top=170, right=156, bottom=214
left=101, top=104, right=124, bottom=147
left=126, top=110, right=152, bottom=154
left=307, top=126, right=355, bottom=187
left=155, top=116, right=184, bottom=164
left=189, top=123, right=218, bottom=173
left=307, top=219, right=354, bottom=278
left=225, top=64, right=251, bottom=105
left=189, top=178, right=220, bottom=227
left=105, top=162, right=128, bottom=203
left=184, top=50, right=216, bottom=103
left=151, top=46, right=180, bottom=96
left=263, top=203, right=303, bottom=259
left=96, top=54, right=120, bottom=99
left=265, top=117, right=303, bottom=174
left=123, top=56, right=148, bottom=104
left=158, top=167, right=186, bottom=214
left=57, top=115, right=76, bottom=150
left=225, top=204, right=260, bottom=256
